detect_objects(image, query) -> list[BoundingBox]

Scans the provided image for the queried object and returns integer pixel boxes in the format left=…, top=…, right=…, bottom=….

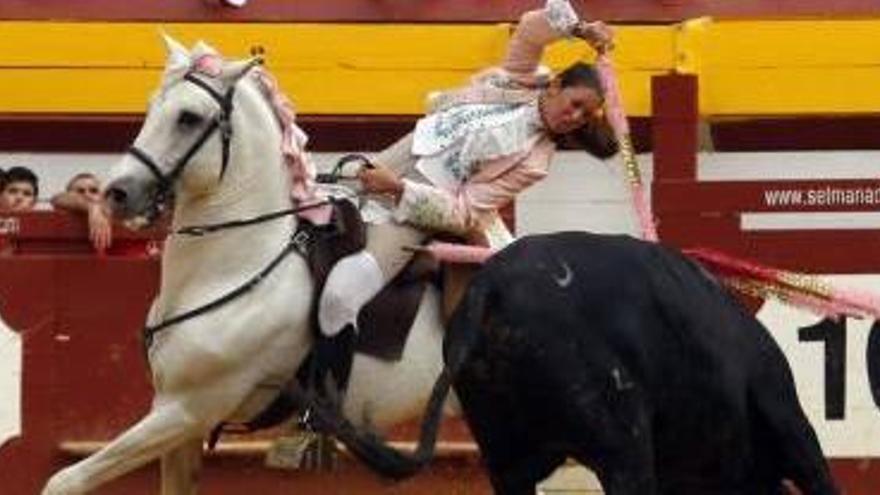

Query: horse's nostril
left=105, top=187, right=129, bottom=206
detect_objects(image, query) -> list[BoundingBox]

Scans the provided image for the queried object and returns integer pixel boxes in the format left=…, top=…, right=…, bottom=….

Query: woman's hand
left=358, top=165, right=404, bottom=200
left=574, top=21, right=614, bottom=54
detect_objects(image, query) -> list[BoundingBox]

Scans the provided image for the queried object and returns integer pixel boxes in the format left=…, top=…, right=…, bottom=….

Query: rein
left=173, top=153, right=371, bottom=237
left=174, top=200, right=332, bottom=236
left=143, top=198, right=333, bottom=350
left=144, top=199, right=336, bottom=347
left=143, top=151, right=373, bottom=349
left=143, top=227, right=314, bottom=350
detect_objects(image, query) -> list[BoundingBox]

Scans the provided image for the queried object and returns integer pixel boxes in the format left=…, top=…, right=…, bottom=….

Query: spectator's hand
left=358, top=165, right=404, bottom=199
left=574, top=21, right=614, bottom=54
left=88, top=202, right=113, bottom=253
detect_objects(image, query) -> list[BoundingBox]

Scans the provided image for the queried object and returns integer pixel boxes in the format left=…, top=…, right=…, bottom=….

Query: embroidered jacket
left=393, top=0, right=582, bottom=243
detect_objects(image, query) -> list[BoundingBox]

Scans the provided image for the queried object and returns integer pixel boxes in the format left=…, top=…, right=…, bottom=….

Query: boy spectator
left=0, top=166, right=39, bottom=212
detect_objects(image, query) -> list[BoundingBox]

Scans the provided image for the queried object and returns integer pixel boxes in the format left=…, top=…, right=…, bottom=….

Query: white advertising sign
left=757, top=274, right=880, bottom=457
left=0, top=310, right=21, bottom=450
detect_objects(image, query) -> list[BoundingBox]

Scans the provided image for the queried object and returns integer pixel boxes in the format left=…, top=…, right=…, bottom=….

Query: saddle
left=230, top=198, right=477, bottom=436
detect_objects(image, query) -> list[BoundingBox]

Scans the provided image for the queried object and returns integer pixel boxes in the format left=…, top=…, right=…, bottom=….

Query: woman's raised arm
left=501, top=0, right=612, bottom=80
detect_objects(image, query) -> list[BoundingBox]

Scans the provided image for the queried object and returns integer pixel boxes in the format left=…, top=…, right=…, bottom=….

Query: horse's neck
left=170, top=152, right=289, bottom=230
left=159, top=146, right=296, bottom=304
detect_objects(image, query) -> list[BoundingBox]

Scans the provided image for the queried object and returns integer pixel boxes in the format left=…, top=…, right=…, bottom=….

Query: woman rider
left=318, top=0, right=618, bottom=341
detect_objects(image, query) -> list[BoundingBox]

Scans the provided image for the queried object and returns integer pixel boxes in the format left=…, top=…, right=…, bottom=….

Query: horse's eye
left=177, top=110, right=204, bottom=128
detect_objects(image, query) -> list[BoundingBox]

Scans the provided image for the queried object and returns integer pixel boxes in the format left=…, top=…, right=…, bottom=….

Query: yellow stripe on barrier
left=675, top=18, right=880, bottom=115
left=0, top=21, right=665, bottom=116
left=2, top=20, right=880, bottom=116
left=704, top=67, right=880, bottom=115
left=543, top=25, right=676, bottom=70
left=0, top=22, right=510, bottom=70
left=702, top=20, right=880, bottom=69
left=0, top=69, right=158, bottom=114
left=0, top=67, right=476, bottom=114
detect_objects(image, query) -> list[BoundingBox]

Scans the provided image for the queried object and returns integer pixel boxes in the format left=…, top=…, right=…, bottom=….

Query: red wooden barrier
left=652, top=74, right=880, bottom=274
left=652, top=73, right=880, bottom=492
left=0, top=212, right=487, bottom=494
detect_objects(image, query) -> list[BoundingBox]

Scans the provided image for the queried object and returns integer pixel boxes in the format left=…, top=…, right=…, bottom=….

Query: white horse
left=43, top=37, right=457, bottom=495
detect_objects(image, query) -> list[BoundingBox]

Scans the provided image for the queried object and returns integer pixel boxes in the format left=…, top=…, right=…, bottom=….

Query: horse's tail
left=318, top=279, right=491, bottom=480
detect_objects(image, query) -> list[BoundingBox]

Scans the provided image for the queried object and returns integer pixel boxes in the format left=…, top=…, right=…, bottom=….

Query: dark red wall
left=6, top=112, right=879, bottom=154
left=1, top=0, right=878, bottom=22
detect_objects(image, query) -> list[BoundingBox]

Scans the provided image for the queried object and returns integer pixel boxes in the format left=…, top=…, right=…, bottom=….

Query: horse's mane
left=248, top=66, right=331, bottom=223
left=248, top=66, right=320, bottom=203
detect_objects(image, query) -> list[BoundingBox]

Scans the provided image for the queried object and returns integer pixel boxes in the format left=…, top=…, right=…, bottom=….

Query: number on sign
left=798, top=318, right=846, bottom=420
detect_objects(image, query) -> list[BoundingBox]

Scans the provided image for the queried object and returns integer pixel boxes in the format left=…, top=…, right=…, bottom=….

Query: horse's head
left=105, top=35, right=277, bottom=227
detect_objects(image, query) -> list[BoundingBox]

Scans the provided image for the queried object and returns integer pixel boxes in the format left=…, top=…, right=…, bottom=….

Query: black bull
left=320, top=232, right=838, bottom=495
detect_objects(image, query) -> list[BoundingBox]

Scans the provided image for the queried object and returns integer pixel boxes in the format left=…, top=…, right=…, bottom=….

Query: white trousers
left=318, top=222, right=428, bottom=336
left=318, top=132, right=430, bottom=336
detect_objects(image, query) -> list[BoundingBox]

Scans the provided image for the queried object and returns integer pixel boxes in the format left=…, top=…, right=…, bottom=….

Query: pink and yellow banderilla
left=591, top=51, right=880, bottom=319
left=595, top=54, right=659, bottom=242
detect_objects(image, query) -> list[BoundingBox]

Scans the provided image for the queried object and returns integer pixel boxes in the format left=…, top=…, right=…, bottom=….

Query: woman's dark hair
left=552, top=62, right=620, bottom=160
left=3, top=166, right=39, bottom=198
left=0, top=168, right=6, bottom=191
left=558, top=61, right=603, bottom=93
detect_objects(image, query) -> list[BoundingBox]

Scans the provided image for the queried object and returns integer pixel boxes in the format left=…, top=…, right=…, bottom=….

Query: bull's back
left=475, top=232, right=760, bottom=423
left=480, top=232, right=757, bottom=374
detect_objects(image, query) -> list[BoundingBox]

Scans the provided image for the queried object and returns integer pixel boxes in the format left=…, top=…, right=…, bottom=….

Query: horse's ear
left=192, top=40, right=220, bottom=58
left=160, top=31, right=190, bottom=69
left=219, top=57, right=264, bottom=85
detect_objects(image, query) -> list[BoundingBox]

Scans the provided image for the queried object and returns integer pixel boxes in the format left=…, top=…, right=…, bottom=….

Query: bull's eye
left=177, top=110, right=204, bottom=128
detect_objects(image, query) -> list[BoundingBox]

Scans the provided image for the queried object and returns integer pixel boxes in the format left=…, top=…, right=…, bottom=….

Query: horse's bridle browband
left=127, top=72, right=240, bottom=221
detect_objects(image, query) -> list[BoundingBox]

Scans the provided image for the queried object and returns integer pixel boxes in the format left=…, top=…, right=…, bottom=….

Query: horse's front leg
left=42, top=401, right=203, bottom=495
left=161, top=436, right=204, bottom=495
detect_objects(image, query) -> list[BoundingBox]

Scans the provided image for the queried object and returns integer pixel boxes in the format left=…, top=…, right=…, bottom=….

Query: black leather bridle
left=126, top=71, right=243, bottom=221
left=130, top=64, right=380, bottom=350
